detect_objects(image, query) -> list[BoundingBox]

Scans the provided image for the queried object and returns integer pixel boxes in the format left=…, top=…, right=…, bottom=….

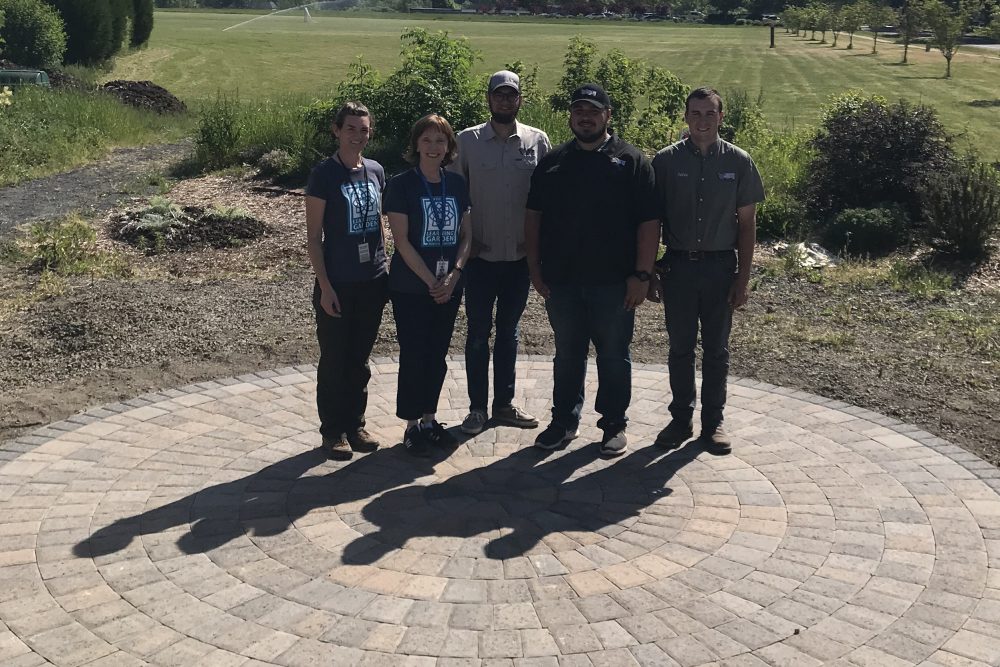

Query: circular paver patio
left=1, top=356, right=999, bottom=667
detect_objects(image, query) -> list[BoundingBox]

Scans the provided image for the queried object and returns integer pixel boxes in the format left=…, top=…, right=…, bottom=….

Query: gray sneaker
left=460, top=409, right=488, bottom=435
left=534, top=423, right=580, bottom=450
left=600, top=429, right=628, bottom=457
left=493, top=404, right=539, bottom=429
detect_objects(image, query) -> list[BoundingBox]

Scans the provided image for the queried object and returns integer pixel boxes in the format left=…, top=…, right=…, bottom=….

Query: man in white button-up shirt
left=451, top=70, right=552, bottom=435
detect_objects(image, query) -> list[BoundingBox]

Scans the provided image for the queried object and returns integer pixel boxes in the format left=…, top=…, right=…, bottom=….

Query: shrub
left=45, top=0, right=114, bottom=65
left=108, top=0, right=130, bottom=51
left=757, top=196, right=810, bottom=240
left=27, top=215, right=98, bottom=273
left=737, top=128, right=814, bottom=240
left=824, top=206, right=909, bottom=256
left=131, top=0, right=153, bottom=47
left=0, top=0, right=66, bottom=68
left=720, top=89, right=765, bottom=143
left=923, top=156, right=1000, bottom=259
left=194, top=95, right=244, bottom=171
left=804, top=91, right=955, bottom=223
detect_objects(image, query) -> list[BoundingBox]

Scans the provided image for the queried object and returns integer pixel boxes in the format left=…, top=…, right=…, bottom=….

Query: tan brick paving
left=1, top=356, right=998, bottom=665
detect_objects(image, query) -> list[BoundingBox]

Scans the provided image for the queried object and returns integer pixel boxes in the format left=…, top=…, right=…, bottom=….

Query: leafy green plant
left=805, top=91, right=955, bottom=223
left=25, top=215, right=100, bottom=274
left=194, top=94, right=244, bottom=171
left=0, top=0, right=66, bottom=68
left=923, top=156, right=1000, bottom=259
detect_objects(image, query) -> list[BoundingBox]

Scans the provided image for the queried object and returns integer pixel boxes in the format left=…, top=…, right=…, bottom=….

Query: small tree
left=0, top=0, right=67, bottom=68
left=813, top=2, right=832, bottom=43
left=550, top=35, right=597, bottom=111
left=863, top=0, right=897, bottom=54
left=841, top=2, right=864, bottom=49
left=898, top=0, right=926, bottom=64
left=924, top=0, right=970, bottom=78
left=830, top=6, right=844, bottom=47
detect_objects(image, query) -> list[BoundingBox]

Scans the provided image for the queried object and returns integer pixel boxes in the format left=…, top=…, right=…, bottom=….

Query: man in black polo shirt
left=651, top=87, right=766, bottom=455
left=525, top=83, right=660, bottom=457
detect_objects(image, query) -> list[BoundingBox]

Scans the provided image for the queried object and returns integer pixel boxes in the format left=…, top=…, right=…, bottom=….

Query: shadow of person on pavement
left=340, top=441, right=701, bottom=564
left=73, top=441, right=456, bottom=559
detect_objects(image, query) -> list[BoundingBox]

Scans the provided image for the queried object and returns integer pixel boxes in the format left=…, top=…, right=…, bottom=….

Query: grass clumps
left=1, top=214, right=129, bottom=278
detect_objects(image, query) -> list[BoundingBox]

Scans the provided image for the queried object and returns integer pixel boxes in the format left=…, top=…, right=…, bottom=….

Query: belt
left=665, top=249, right=735, bottom=261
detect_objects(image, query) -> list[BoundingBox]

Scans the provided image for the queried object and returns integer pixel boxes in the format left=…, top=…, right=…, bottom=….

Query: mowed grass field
left=111, top=11, right=1000, bottom=151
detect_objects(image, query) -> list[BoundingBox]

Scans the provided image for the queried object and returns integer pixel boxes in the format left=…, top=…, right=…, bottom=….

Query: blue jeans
left=544, top=282, right=635, bottom=432
left=660, top=252, right=736, bottom=430
left=464, top=257, right=530, bottom=412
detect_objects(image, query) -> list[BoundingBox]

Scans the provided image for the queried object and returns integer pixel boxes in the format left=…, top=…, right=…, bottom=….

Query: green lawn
left=112, top=11, right=1000, bottom=153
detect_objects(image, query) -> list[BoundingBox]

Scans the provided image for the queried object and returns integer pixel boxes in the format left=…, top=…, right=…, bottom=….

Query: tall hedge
left=131, top=0, right=153, bottom=47
left=0, top=0, right=67, bottom=68
left=109, top=0, right=131, bottom=51
left=44, top=0, right=113, bottom=64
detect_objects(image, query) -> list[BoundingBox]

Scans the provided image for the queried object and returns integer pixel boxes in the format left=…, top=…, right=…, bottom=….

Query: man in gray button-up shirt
left=651, top=87, right=765, bottom=455
left=450, top=70, right=552, bottom=436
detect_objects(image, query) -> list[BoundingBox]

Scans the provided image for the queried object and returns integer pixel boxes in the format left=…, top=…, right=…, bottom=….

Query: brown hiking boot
left=654, top=419, right=694, bottom=449
left=699, top=426, right=732, bottom=455
left=347, top=428, right=380, bottom=453
left=321, top=433, right=353, bottom=461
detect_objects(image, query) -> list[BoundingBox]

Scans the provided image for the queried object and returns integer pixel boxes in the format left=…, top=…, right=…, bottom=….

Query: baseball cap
left=570, top=83, right=611, bottom=109
left=488, top=70, right=520, bottom=94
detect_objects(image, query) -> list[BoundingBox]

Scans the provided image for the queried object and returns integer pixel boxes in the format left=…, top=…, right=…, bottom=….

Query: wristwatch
left=631, top=270, right=652, bottom=282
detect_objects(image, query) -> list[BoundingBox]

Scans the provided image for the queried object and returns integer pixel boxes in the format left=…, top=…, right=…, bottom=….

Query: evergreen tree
left=131, top=0, right=153, bottom=47
left=44, top=0, right=114, bottom=64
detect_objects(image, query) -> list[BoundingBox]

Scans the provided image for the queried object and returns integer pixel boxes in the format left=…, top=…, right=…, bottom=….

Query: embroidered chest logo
left=718, top=172, right=737, bottom=181
left=519, top=147, right=536, bottom=158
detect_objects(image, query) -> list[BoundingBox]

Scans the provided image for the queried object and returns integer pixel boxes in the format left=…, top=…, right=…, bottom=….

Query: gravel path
left=0, top=141, right=191, bottom=237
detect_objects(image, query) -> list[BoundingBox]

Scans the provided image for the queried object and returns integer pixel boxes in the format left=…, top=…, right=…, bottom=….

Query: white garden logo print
left=420, top=196, right=459, bottom=246
left=341, top=181, right=381, bottom=235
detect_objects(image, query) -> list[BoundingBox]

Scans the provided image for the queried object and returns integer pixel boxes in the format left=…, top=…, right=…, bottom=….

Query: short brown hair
left=685, top=87, right=723, bottom=114
left=334, top=101, right=371, bottom=129
left=404, top=114, right=458, bottom=167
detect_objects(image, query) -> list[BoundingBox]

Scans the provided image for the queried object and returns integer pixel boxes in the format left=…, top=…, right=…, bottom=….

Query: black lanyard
left=337, top=155, right=375, bottom=247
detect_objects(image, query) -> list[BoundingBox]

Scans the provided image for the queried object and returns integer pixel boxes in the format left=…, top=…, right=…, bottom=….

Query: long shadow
left=74, top=441, right=455, bottom=558
left=75, top=433, right=700, bottom=563
left=341, top=441, right=701, bottom=563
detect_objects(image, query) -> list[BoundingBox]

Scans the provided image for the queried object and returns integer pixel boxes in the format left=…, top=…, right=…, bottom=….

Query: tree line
left=0, top=0, right=154, bottom=67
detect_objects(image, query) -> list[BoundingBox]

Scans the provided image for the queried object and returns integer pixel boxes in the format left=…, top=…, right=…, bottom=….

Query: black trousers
left=313, top=277, right=388, bottom=437
left=391, top=290, right=462, bottom=421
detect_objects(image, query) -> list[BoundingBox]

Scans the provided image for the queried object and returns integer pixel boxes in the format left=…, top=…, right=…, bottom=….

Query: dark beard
left=490, top=111, right=516, bottom=125
left=572, top=123, right=607, bottom=145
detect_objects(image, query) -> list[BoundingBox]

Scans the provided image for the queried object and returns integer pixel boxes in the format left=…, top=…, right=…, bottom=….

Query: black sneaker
left=403, top=426, right=430, bottom=458
left=655, top=419, right=694, bottom=449
left=533, top=423, right=580, bottom=450
left=421, top=421, right=458, bottom=448
left=347, top=427, right=380, bottom=452
left=321, top=433, right=353, bottom=461
left=699, top=425, right=732, bottom=455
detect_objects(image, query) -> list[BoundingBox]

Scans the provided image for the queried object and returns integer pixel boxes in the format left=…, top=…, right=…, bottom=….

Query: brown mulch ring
left=1, top=173, right=998, bottom=468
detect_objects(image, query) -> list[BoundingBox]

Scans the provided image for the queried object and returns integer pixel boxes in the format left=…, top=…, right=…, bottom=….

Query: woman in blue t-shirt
left=383, top=114, right=472, bottom=457
left=305, top=101, right=388, bottom=461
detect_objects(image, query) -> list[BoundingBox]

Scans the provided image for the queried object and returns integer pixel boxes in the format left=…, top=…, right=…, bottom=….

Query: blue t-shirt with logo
left=306, top=156, right=388, bottom=284
left=383, top=168, right=470, bottom=294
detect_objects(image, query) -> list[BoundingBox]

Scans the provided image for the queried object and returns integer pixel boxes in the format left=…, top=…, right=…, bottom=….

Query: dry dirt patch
left=1, top=174, right=997, bottom=466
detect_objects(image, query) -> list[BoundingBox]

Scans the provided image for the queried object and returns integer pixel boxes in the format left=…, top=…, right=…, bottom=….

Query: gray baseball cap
left=488, top=70, right=520, bottom=93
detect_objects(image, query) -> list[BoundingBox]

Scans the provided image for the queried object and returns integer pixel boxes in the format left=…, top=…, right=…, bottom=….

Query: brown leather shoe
left=699, top=426, right=732, bottom=455
left=347, top=428, right=380, bottom=453
left=321, top=433, right=353, bottom=461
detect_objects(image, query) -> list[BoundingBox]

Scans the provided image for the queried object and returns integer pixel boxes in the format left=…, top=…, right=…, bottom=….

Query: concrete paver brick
left=0, top=358, right=997, bottom=666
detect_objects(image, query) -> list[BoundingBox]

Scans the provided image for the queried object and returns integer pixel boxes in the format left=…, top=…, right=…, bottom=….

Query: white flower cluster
left=0, top=86, right=12, bottom=109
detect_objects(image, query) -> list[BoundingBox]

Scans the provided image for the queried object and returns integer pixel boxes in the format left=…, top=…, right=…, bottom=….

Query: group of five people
left=304, top=71, right=765, bottom=462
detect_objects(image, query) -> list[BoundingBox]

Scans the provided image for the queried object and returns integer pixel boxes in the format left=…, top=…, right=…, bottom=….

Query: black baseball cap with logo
left=570, top=83, right=611, bottom=109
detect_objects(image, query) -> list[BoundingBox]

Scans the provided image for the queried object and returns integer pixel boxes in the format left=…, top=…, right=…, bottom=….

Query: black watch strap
left=632, top=270, right=652, bottom=282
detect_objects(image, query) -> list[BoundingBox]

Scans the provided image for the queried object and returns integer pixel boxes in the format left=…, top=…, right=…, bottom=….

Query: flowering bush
left=0, top=86, right=12, bottom=109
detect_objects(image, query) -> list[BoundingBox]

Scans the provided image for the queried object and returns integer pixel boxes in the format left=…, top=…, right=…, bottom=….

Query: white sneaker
left=600, top=429, right=627, bottom=457
left=460, top=409, right=488, bottom=435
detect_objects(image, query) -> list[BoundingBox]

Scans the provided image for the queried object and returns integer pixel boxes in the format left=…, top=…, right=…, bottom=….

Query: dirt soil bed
left=2, top=173, right=998, bottom=466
